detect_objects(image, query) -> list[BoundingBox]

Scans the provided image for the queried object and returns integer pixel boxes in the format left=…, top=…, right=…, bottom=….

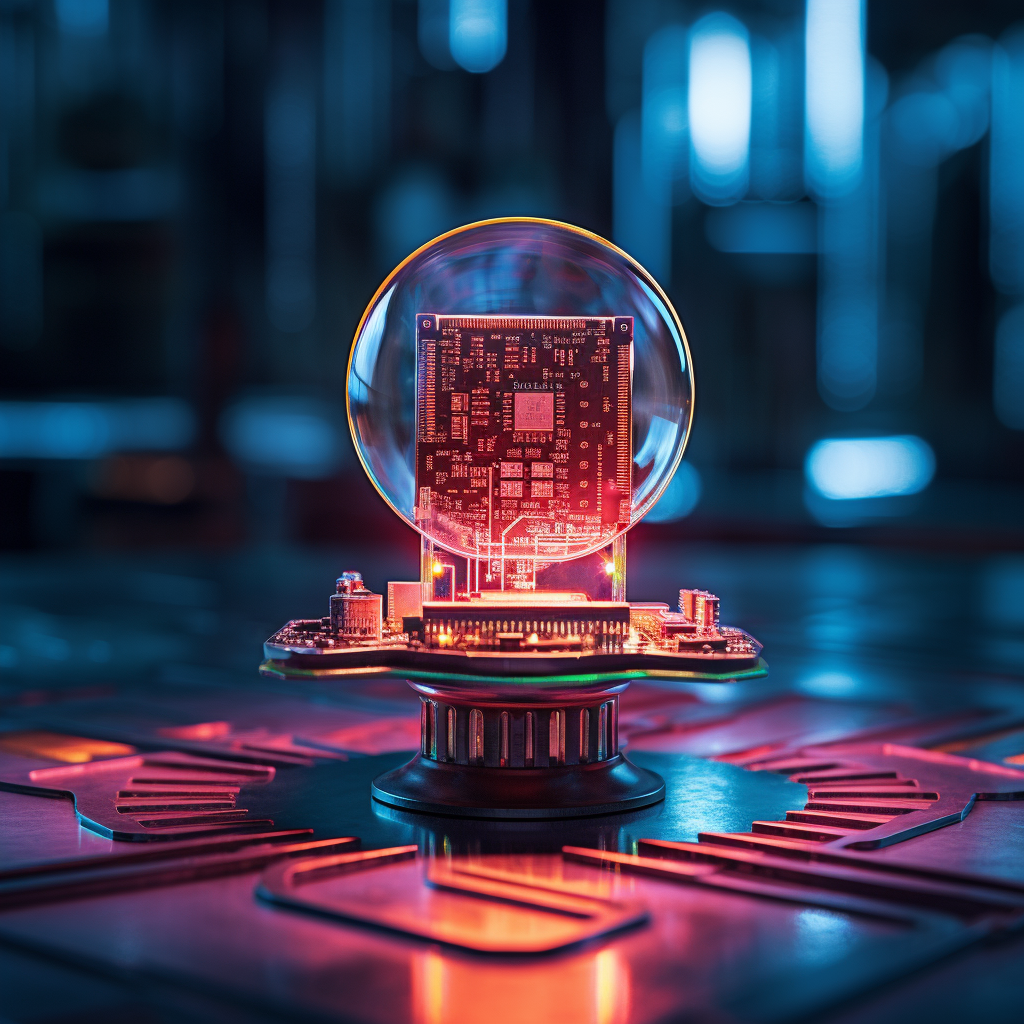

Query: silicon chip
left=415, top=315, right=633, bottom=560
left=514, top=392, right=554, bottom=431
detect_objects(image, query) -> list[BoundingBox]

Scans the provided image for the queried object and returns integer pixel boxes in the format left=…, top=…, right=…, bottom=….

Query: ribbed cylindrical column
left=418, top=696, right=619, bottom=769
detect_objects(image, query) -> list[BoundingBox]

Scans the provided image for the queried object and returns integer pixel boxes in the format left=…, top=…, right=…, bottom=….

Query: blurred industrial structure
left=0, top=0, right=1021, bottom=551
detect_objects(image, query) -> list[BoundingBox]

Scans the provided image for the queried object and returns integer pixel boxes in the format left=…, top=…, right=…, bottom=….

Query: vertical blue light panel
left=688, top=13, right=751, bottom=206
left=614, top=110, right=671, bottom=286
left=816, top=61, right=885, bottom=411
left=990, top=28, right=1024, bottom=295
left=450, top=0, right=506, bottom=74
left=805, top=0, right=864, bottom=199
left=995, top=304, right=1024, bottom=430
left=641, top=24, right=689, bottom=199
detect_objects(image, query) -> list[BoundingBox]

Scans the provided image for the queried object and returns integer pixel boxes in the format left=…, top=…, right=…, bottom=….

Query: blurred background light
left=219, top=398, right=343, bottom=480
left=990, top=27, right=1024, bottom=296
left=0, top=1, right=1021, bottom=554
left=644, top=462, right=702, bottom=522
left=994, top=304, right=1024, bottom=430
left=0, top=211, right=42, bottom=345
left=0, top=400, right=195, bottom=460
left=705, top=201, right=815, bottom=253
left=688, top=13, right=751, bottom=206
left=265, top=75, right=317, bottom=334
left=805, top=436, right=935, bottom=501
left=629, top=22, right=689, bottom=284
left=816, top=59, right=885, bottom=412
left=888, top=90, right=960, bottom=167
left=36, top=168, right=179, bottom=222
left=748, top=27, right=804, bottom=201
left=55, top=0, right=108, bottom=37
left=374, top=167, right=457, bottom=272
left=933, top=36, right=991, bottom=151
left=324, top=0, right=392, bottom=183
left=449, top=0, right=507, bottom=74
left=796, top=671, right=861, bottom=697
left=419, top=0, right=456, bottom=70
left=614, top=110, right=670, bottom=285
left=881, top=37, right=991, bottom=402
left=805, top=0, right=865, bottom=199
left=641, top=24, right=689, bottom=199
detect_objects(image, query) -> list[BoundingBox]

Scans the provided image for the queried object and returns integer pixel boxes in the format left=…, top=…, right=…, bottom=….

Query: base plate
left=371, top=753, right=665, bottom=819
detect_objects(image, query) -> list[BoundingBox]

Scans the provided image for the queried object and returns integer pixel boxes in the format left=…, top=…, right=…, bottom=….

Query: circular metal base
left=371, top=753, right=665, bottom=819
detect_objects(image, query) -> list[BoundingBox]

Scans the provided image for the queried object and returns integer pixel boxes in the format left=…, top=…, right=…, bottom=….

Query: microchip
left=415, top=315, right=633, bottom=560
left=514, top=392, right=554, bottom=431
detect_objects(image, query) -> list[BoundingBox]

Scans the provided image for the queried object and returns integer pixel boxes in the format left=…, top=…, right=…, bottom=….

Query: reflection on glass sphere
left=347, top=218, right=693, bottom=560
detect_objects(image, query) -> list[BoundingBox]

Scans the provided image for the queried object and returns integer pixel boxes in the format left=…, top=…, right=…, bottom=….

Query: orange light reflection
left=413, top=945, right=630, bottom=1024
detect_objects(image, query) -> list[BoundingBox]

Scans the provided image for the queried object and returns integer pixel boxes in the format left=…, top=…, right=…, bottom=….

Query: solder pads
left=414, top=315, right=632, bottom=559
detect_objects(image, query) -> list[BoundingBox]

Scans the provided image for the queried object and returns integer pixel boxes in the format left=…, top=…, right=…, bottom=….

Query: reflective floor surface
left=1, top=540, right=1023, bottom=1023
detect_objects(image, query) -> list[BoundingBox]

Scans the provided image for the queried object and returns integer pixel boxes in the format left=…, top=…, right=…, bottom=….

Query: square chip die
left=514, top=391, right=554, bottom=432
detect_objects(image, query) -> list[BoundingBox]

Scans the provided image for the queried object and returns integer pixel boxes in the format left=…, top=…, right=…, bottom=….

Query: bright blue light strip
left=990, top=28, right=1024, bottom=295
left=805, top=0, right=864, bottom=199
left=994, top=303, right=1024, bottom=430
left=815, top=53, right=884, bottom=412
left=805, top=436, right=935, bottom=500
left=0, top=400, right=195, bottom=459
left=688, top=13, right=751, bottom=206
left=450, top=0, right=506, bottom=74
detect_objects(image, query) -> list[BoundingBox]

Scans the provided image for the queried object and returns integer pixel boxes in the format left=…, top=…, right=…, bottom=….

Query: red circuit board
left=414, top=314, right=632, bottom=560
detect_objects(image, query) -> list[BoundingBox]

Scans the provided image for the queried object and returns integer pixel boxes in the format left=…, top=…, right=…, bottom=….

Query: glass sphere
left=346, top=218, right=693, bottom=561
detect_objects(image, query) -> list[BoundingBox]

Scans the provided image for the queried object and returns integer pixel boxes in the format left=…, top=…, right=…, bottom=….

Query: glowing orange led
left=432, top=562, right=444, bottom=576
left=604, top=562, right=615, bottom=575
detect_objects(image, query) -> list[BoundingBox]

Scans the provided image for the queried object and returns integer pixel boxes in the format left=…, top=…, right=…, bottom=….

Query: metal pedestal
left=371, top=679, right=665, bottom=819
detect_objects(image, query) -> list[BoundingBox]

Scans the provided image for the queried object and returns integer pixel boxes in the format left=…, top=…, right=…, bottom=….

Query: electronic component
left=267, top=583, right=757, bottom=670
left=387, top=581, right=421, bottom=629
left=329, top=572, right=382, bottom=642
left=263, top=218, right=763, bottom=818
left=414, top=315, right=632, bottom=564
left=680, top=588, right=720, bottom=632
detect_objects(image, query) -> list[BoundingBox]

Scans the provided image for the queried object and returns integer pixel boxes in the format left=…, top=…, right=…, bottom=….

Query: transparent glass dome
left=347, top=218, right=693, bottom=561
